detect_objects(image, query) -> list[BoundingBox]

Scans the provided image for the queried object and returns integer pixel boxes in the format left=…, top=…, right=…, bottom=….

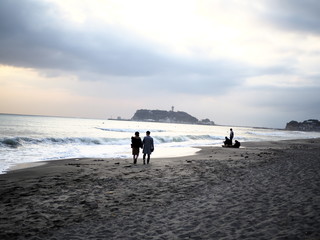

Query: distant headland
left=285, top=119, right=320, bottom=132
left=109, top=107, right=215, bottom=125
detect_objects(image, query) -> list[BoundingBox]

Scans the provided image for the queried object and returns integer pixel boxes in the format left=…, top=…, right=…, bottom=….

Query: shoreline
left=1, top=137, right=309, bottom=175
left=1, top=138, right=320, bottom=239
left=2, top=146, right=203, bottom=175
left=0, top=137, right=311, bottom=175
left=6, top=162, right=48, bottom=172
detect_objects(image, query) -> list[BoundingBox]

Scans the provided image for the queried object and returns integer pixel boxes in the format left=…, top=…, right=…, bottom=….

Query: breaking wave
left=0, top=134, right=222, bottom=148
left=96, top=127, right=166, bottom=133
left=0, top=137, right=123, bottom=148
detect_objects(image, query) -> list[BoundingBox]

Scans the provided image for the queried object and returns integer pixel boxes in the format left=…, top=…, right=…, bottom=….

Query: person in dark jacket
left=131, top=131, right=143, bottom=164
left=233, top=140, right=241, bottom=148
left=224, top=137, right=232, bottom=146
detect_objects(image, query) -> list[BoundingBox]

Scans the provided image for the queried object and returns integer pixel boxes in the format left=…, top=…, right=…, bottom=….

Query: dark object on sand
left=223, top=140, right=241, bottom=148
left=223, top=137, right=232, bottom=146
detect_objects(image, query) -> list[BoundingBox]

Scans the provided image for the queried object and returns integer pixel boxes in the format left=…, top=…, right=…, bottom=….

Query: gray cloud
left=0, top=0, right=167, bottom=75
left=0, top=0, right=257, bottom=95
left=1, top=0, right=320, bottom=128
left=2, top=0, right=312, bottom=96
left=245, top=84, right=320, bottom=117
left=259, top=0, right=320, bottom=34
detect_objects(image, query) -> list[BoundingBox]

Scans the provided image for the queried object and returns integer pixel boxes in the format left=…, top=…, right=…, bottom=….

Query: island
left=285, top=119, right=320, bottom=132
left=131, top=108, right=215, bottom=125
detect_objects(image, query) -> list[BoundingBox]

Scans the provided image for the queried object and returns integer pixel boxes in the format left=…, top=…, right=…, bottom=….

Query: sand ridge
left=0, top=139, right=320, bottom=239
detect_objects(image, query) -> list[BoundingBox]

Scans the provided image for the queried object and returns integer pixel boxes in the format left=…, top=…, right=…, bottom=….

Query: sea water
left=1, top=114, right=320, bottom=173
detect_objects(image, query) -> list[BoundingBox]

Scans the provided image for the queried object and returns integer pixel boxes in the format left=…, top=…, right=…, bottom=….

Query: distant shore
left=1, top=138, right=320, bottom=239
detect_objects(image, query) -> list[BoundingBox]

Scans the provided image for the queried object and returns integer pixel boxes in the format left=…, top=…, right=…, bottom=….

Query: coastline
left=6, top=162, right=48, bottom=172
left=1, top=138, right=320, bottom=239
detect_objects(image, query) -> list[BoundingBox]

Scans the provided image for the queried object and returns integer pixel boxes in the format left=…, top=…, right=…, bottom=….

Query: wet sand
left=0, top=139, right=320, bottom=239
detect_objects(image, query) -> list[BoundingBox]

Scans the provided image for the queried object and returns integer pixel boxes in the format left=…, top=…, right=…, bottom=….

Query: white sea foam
left=96, top=127, right=166, bottom=133
left=1, top=114, right=320, bottom=173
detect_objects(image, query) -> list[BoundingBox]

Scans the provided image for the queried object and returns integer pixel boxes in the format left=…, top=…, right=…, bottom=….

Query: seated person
left=232, top=140, right=241, bottom=148
left=224, top=137, right=232, bottom=146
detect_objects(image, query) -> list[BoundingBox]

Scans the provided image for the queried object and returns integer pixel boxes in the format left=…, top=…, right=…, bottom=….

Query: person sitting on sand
left=131, top=131, right=143, bottom=164
left=232, top=140, right=241, bottom=148
left=224, top=137, right=232, bottom=146
left=142, top=131, right=154, bottom=164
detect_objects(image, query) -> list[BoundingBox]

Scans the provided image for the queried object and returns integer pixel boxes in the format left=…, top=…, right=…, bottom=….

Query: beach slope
left=1, top=139, right=320, bottom=239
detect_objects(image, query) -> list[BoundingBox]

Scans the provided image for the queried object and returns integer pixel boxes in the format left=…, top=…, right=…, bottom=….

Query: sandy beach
left=0, top=139, right=320, bottom=240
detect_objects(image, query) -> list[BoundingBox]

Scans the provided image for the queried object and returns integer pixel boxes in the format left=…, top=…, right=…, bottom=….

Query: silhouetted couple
left=131, top=131, right=154, bottom=164
left=223, top=128, right=240, bottom=148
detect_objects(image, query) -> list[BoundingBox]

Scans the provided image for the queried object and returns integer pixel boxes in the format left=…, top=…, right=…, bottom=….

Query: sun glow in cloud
left=47, top=0, right=319, bottom=67
left=1, top=0, right=320, bottom=127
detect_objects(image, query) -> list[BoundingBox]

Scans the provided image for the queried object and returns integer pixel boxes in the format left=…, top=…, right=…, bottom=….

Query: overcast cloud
left=0, top=0, right=320, bottom=128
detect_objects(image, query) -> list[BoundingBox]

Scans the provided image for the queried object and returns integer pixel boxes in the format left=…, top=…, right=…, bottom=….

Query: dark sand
left=0, top=139, right=320, bottom=239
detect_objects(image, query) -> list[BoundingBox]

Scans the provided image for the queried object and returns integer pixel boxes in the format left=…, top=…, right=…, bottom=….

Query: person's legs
left=143, top=153, right=146, bottom=164
left=147, top=154, right=150, bottom=164
left=134, top=154, right=139, bottom=164
left=133, top=148, right=139, bottom=164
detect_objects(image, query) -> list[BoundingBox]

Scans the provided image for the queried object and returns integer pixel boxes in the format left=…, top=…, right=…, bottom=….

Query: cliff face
left=286, top=119, right=320, bottom=131
left=131, top=109, right=210, bottom=124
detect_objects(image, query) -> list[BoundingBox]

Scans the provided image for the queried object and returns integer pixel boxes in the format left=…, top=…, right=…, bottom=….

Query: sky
left=0, top=0, right=320, bottom=128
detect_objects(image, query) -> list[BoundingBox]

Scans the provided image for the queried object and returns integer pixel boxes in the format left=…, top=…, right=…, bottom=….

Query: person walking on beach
left=143, top=131, right=154, bottom=164
left=131, top=131, right=143, bottom=164
left=230, top=128, right=234, bottom=144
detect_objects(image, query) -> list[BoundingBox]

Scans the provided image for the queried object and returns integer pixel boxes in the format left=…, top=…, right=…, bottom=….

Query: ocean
left=1, top=114, right=320, bottom=174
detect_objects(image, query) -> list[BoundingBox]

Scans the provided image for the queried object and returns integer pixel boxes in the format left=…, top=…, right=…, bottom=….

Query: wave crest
left=0, top=137, right=121, bottom=147
left=0, top=134, right=222, bottom=148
